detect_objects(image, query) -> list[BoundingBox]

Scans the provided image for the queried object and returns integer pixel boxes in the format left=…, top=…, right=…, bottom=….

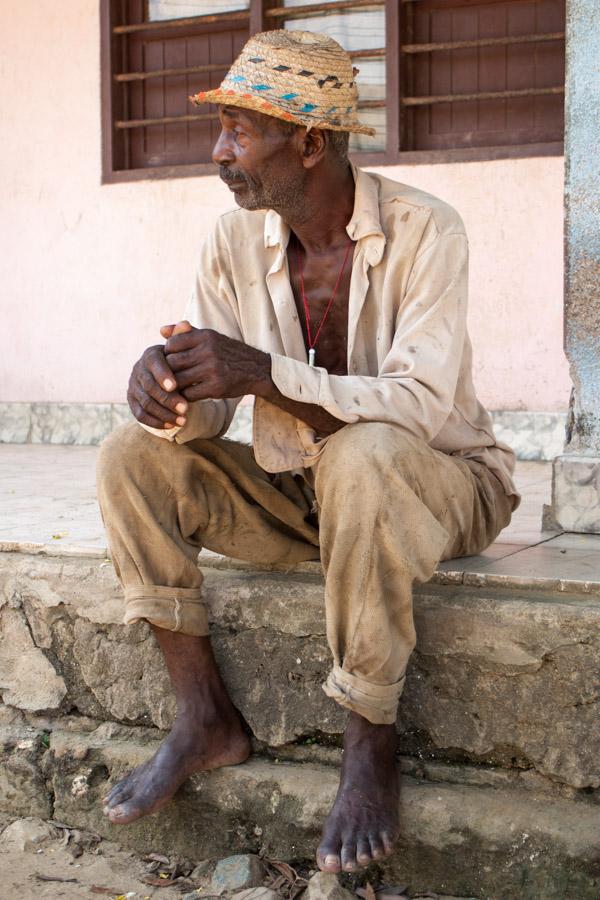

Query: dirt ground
left=0, top=814, right=208, bottom=899
left=0, top=814, right=474, bottom=900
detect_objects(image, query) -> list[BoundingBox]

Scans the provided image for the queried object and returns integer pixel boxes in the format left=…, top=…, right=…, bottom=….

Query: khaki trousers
left=97, top=422, right=512, bottom=725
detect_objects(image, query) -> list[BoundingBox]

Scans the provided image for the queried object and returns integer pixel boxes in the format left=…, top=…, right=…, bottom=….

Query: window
left=402, top=0, right=565, bottom=151
left=101, top=0, right=564, bottom=182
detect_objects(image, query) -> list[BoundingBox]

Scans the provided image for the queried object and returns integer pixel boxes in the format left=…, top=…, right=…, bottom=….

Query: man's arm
left=164, top=323, right=345, bottom=437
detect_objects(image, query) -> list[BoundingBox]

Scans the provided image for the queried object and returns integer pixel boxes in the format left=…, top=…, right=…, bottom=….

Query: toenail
left=325, top=855, right=338, bottom=867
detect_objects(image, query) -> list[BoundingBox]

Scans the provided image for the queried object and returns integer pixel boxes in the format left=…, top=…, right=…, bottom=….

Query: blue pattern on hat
left=300, top=103, right=317, bottom=112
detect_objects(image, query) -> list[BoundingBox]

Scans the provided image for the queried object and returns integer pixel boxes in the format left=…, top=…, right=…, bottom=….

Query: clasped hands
left=127, top=321, right=273, bottom=430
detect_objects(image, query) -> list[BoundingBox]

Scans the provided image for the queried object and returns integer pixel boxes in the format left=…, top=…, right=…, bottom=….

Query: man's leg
left=96, top=423, right=319, bottom=824
left=102, top=630, right=250, bottom=824
left=312, top=422, right=513, bottom=872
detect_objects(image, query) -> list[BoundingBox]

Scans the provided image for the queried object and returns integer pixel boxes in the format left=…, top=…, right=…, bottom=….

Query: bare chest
left=287, top=243, right=354, bottom=375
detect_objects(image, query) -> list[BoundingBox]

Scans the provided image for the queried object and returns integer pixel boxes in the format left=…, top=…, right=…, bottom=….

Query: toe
left=341, top=839, right=358, bottom=872
left=368, top=833, right=385, bottom=860
left=380, top=830, right=396, bottom=857
left=316, top=848, right=342, bottom=874
left=103, top=775, right=132, bottom=805
left=103, top=781, right=133, bottom=810
left=106, top=800, right=143, bottom=825
left=356, top=837, right=372, bottom=868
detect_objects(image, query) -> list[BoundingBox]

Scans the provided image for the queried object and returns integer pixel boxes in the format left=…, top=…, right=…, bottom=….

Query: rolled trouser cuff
left=322, top=665, right=405, bottom=725
left=123, top=586, right=209, bottom=636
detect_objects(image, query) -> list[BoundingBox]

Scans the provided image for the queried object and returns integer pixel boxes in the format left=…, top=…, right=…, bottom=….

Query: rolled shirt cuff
left=123, top=585, right=209, bottom=636
left=322, top=665, right=406, bottom=725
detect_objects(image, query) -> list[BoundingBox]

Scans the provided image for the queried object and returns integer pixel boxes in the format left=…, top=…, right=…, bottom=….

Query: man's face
left=212, top=106, right=307, bottom=212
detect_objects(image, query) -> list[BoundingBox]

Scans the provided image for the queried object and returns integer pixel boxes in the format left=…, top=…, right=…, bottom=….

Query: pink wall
left=0, top=1, right=570, bottom=411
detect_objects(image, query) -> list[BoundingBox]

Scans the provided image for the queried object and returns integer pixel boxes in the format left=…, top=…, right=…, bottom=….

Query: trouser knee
left=96, top=423, right=169, bottom=503
left=314, top=422, right=427, bottom=503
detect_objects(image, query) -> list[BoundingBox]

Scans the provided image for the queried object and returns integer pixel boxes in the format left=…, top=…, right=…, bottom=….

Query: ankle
left=344, top=713, right=398, bottom=751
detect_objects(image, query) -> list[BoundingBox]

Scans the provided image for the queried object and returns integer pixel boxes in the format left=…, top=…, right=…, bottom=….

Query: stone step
left=1, top=720, right=600, bottom=900
left=1, top=550, right=599, bottom=790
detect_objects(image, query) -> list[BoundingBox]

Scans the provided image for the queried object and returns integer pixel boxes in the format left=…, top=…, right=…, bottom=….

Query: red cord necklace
left=293, top=233, right=353, bottom=367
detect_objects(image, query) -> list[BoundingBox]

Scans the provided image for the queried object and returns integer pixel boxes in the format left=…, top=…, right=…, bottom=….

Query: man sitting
left=97, top=29, right=518, bottom=875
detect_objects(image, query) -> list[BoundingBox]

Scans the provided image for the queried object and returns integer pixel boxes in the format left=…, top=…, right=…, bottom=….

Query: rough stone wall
left=1, top=552, right=600, bottom=790
left=2, top=550, right=600, bottom=898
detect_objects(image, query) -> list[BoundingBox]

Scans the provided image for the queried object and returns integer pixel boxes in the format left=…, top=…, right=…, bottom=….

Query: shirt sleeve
left=269, top=230, right=468, bottom=443
left=140, top=223, right=244, bottom=445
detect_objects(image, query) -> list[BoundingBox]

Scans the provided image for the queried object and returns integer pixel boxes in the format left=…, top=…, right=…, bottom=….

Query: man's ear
left=299, top=127, right=327, bottom=169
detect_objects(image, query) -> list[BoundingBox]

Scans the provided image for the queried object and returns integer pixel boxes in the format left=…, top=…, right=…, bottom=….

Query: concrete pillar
left=550, top=0, right=600, bottom=532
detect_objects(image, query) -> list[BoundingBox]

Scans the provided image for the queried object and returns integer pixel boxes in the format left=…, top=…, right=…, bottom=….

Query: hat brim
left=190, top=89, right=377, bottom=137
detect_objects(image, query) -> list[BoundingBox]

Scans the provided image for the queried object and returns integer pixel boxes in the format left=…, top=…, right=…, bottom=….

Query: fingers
left=128, top=398, right=173, bottom=430
left=165, top=348, right=200, bottom=374
left=127, top=346, right=190, bottom=429
left=165, top=359, right=209, bottom=388
left=130, top=390, right=182, bottom=428
left=160, top=319, right=193, bottom=340
left=145, top=346, right=180, bottom=393
left=172, top=319, right=193, bottom=336
left=182, top=380, right=221, bottom=403
left=165, top=326, right=216, bottom=355
left=132, top=375, right=187, bottom=423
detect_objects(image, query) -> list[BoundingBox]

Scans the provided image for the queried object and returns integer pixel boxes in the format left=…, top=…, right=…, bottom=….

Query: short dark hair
left=326, top=129, right=350, bottom=160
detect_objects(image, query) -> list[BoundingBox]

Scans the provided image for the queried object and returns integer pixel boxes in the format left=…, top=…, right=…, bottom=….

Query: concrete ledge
left=1, top=551, right=599, bottom=789
left=0, top=402, right=566, bottom=460
left=1, top=721, right=599, bottom=900
left=490, top=410, right=567, bottom=461
left=0, top=402, right=252, bottom=447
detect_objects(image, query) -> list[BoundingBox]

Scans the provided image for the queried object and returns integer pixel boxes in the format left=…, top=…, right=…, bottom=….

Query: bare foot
left=103, top=702, right=250, bottom=825
left=317, top=712, right=400, bottom=872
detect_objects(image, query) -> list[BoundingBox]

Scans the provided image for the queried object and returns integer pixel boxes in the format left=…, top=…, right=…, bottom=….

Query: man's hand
left=153, top=319, right=343, bottom=438
left=127, top=342, right=190, bottom=430
left=163, top=321, right=274, bottom=402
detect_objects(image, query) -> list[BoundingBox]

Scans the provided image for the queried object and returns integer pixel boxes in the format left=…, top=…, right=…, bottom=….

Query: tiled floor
left=1, top=445, right=599, bottom=585
left=0, top=445, right=104, bottom=553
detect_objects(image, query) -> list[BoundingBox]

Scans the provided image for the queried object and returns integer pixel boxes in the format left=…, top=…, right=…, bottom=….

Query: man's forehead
left=219, top=104, right=288, bottom=134
left=220, top=105, right=260, bottom=126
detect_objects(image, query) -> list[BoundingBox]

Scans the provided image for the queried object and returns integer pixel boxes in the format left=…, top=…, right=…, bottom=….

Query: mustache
left=219, top=166, right=248, bottom=185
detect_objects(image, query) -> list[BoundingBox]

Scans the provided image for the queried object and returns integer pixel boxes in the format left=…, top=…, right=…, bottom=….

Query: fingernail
left=176, top=416, right=186, bottom=426
left=163, top=379, right=175, bottom=390
left=165, top=422, right=174, bottom=429
left=175, top=402, right=187, bottom=414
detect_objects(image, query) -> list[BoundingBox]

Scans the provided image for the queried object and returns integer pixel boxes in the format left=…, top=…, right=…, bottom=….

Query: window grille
left=100, top=0, right=564, bottom=181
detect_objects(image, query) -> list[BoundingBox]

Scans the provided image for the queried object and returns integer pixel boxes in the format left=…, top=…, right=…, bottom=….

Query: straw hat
left=190, top=29, right=375, bottom=136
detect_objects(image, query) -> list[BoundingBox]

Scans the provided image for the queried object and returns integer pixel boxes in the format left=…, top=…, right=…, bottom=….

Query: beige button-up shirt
left=145, top=165, right=518, bottom=501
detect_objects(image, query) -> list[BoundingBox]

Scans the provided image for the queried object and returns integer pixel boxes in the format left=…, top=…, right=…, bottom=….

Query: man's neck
left=281, top=162, right=356, bottom=254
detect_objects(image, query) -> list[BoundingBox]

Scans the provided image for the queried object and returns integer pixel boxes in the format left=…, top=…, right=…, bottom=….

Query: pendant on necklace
left=308, top=348, right=316, bottom=367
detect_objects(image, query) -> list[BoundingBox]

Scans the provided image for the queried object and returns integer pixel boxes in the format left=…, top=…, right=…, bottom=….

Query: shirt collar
left=264, top=163, right=386, bottom=267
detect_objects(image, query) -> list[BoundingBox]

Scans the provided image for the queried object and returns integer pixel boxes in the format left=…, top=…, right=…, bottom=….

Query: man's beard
left=219, top=165, right=307, bottom=214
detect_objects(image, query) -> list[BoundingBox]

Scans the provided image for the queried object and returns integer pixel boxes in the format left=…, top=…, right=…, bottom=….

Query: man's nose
left=212, top=129, right=235, bottom=166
